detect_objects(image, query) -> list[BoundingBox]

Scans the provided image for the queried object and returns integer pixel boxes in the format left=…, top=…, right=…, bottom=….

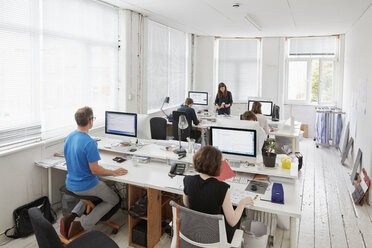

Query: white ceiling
left=105, top=0, right=372, bottom=37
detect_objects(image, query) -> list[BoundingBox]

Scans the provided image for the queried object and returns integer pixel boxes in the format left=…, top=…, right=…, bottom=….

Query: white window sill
left=0, top=125, right=105, bottom=158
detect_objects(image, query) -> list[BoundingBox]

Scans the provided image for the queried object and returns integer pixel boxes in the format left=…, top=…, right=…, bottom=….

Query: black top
left=215, top=91, right=233, bottom=115
left=183, top=175, right=229, bottom=215
left=177, top=105, right=200, bottom=125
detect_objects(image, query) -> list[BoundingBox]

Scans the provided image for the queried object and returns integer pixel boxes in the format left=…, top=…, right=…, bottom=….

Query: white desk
left=45, top=138, right=301, bottom=248
left=51, top=151, right=300, bottom=248
left=97, top=137, right=299, bottom=179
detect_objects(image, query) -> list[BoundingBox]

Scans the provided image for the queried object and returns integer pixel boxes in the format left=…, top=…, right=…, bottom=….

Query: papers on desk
left=35, top=156, right=65, bottom=168
left=230, top=189, right=257, bottom=205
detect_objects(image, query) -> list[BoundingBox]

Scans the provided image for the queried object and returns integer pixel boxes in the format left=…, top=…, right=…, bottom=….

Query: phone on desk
left=168, top=163, right=186, bottom=178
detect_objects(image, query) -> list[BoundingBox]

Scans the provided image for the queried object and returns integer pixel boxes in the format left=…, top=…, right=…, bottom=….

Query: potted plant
left=262, top=138, right=277, bottom=167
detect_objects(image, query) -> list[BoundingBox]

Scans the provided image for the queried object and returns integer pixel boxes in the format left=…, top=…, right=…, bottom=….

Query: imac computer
left=188, top=91, right=208, bottom=106
left=248, top=100, right=273, bottom=116
left=211, top=126, right=257, bottom=162
left=105, top=111, right=137, bottom=137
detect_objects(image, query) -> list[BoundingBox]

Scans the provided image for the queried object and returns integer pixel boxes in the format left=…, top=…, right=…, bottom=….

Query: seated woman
left=183, top=146, right=254, bottom=243
left=242, top=110, right=257, bottom=121
left=251, top=101, right=272, bottom=135
left=242, top=110, right=267, bottom=148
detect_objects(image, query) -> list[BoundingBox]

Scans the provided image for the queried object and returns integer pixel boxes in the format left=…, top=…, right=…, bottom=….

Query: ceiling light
left=244, top=15, right=262, bottom=31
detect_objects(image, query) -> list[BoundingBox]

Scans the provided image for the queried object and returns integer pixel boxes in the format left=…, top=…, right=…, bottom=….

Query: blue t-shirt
left=64, top=131, right=101, bottom=191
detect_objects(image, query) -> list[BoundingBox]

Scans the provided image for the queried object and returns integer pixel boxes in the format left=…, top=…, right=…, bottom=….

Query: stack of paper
left=35, top=157, right=65, bottom=168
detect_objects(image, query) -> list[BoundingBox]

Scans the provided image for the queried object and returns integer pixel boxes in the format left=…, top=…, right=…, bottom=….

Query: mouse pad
left=246, top=180, right=268, bottom=194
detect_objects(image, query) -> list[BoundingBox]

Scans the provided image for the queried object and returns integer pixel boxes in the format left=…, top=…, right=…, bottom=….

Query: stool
left=60, top=186, right=121, bottom=244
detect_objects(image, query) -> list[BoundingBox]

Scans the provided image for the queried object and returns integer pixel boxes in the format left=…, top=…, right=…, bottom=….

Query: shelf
left=129, top=242, right=146, bottom=248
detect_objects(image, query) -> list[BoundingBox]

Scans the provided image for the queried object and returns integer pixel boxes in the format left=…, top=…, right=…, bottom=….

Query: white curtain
left=0, top=0, right=119, bottom=149
left=218, top=39, right=260, bottom=102
left=42, top=0, right=119, bottom=138
left=146, top=20, right=187, bottom=113
left=289, top=37, right=337, bottom=56
left=0, top=0, right=41, bottom=148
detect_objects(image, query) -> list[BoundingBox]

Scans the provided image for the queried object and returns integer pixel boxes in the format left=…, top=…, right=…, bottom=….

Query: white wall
left=193, top=36, right=216, bottom=111
left=343, top=6, right=372, bottom=199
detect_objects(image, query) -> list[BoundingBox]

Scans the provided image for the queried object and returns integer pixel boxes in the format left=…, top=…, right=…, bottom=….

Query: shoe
left=60, top=214, right=76, bottom=238
left=68, top=221, right=85, bottom=239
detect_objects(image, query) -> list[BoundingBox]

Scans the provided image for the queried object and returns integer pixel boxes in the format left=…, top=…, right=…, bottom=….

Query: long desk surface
left=47, top=136, right=301, bottom=248
left=96, top=137, right=299, bottom=179
left=53, top=150, right=301, bottom=218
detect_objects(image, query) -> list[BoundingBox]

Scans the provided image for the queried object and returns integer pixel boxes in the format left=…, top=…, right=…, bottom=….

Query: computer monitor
left=105, top=111, right=137, bottom=137
left=188, top=91, right=208, bottom=106
left=211, top=127, right=256, bottom=160
left=248, top=100, right=273, bottom=116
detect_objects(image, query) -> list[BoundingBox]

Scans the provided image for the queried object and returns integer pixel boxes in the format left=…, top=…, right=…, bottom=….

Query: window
left=0, top=0, right=119, bottom=150
left=145, top=20, right=187, bottom=113
left=0, top=0, right=41, bottom=149
left=217, top=39, right=260, bottom=102
left=42, top=0, right=119, bottom=137
left=286, top=37, right=338, bottom=104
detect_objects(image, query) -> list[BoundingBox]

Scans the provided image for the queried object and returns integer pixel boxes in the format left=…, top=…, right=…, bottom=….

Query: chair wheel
left=316, top=145, right=319, bottom=148
left=112, top=228, right=118, bottom=234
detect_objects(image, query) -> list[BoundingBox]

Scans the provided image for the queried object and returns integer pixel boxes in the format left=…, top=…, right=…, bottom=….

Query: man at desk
left=177, top=98, right=202, bottom=141
left=60, top=106, right=127, bottom=239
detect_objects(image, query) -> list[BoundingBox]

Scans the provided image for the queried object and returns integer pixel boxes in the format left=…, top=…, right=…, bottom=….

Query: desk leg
left=290, top=217, right=297, bottom=248
left=48, top=167, right=52, bottom=203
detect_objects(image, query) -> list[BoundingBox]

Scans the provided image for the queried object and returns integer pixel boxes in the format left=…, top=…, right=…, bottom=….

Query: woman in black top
left=183, top=146, right=254, bottom=243
left=215, top=82, right=233, bottom=115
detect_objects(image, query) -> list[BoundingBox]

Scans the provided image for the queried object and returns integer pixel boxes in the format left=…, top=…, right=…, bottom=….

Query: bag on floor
left=5, top=196, right=56, bottom=239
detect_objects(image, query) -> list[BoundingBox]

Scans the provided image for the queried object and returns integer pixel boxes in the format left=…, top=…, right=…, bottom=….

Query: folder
left=215, top=160, right=236, bottom=182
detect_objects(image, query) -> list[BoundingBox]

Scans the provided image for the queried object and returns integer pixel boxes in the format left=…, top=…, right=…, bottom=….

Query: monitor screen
left=188, top=91, right=208, bottom=105
left=248, top=100, right=273, bottom=116
left=211, top=127, right=256, bottom=157
left=105, top=111, right=137, bottom=137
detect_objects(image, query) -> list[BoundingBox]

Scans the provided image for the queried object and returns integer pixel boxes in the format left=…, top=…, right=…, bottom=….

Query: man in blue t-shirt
left=60, top=107, right=127, bottom=239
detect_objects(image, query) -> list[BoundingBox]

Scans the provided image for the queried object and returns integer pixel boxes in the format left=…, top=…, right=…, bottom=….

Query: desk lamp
left=174, top=114, right=188, bottom=155
left=161, top=97, right=170, bottom=118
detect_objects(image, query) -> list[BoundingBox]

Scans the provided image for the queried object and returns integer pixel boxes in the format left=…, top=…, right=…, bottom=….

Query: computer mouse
left=251, top=185, right=257, bottom=191
left=129, top=148, right=137, bottom=152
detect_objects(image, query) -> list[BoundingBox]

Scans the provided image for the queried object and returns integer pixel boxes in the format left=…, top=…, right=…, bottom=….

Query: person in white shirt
left=241, top=111, right=267, bottom=151
left=251, top=101, right=272, bottom=135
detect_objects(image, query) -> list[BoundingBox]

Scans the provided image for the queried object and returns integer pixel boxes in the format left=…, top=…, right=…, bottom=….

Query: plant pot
left=263, top=153, right=277, bottom=167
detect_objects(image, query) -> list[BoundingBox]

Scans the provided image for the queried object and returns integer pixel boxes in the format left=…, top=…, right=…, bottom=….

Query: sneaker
left=68, top=221, right=85, bottom=239
left=60, top=214, right=76, bottom=238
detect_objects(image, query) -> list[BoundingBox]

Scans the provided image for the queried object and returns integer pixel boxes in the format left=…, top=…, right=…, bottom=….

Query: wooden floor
left=2, top=138, right=372, bottom=248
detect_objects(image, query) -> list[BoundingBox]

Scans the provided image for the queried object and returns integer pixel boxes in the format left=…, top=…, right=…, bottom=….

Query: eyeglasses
left=90, top=117, right=96, bottom=121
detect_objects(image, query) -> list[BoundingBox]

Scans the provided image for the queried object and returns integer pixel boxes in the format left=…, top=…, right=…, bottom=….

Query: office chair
left=169, top=200, right=243, bottom=248
left=150, top=117, right=167, bottom=140
left=172, top=111, right=192, bottom=141
left=59, top=186, right=121, bottom=244
left=28, top=207, right=119, bottom=248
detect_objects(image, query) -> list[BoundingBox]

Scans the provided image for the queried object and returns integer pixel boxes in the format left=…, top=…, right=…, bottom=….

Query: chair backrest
left=172, top=111, right=192, bottom=141
left=28, top=207, right=64, bottom=248
left=150, top=117, right=167, bottom=140
left=169, top=201, right=228, bottom=248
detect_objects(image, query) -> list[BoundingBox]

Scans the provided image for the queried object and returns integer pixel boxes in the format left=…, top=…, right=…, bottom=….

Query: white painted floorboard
left=2, top=139, right=372, bottom=248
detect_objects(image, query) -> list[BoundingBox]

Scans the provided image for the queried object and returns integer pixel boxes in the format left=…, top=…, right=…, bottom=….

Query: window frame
left=144, top=19, right=188, bottom=114
left=216, top=37, right=262, bottom=103
left=285, top=37, right=339, bottom=105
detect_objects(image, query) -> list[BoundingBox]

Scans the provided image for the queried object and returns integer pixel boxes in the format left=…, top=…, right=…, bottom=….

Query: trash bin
left=241, top=220, right=269, bottom=248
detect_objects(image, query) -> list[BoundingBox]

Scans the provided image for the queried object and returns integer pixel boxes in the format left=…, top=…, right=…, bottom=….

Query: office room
left=1, top=0, right=372, bottom=247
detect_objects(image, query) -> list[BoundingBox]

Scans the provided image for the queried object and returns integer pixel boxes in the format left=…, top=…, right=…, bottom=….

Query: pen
left=254, top=195, right=258, bottom=200
left=260, top=198, right=271, bottom=202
